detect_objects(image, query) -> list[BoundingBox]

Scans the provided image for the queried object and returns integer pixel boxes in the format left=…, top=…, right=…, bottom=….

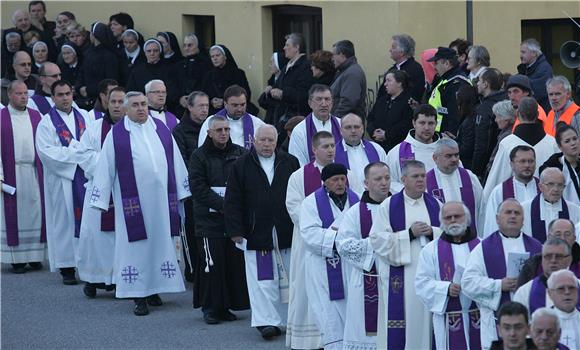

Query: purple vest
left=334, top=139, right=380, bottom=170
left=530, top=194, right=569, bottom=243
left=215, top=108, right=254, bottom=149
left=502, top=176, right=540, bottom=200
left=305, top=113, right=341, bottom=162
left=303, top=162, right=322, bottom=196
left=0, top=107, right=46, bottom=246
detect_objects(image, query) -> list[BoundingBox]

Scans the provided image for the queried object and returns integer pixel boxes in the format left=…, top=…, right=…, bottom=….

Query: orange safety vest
left=512, top=105, right=548, bottom=133
left=544, top=102, right=580, bottom=136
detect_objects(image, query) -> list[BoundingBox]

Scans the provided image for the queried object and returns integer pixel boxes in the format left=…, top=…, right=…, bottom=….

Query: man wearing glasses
left=1, top=51, right=38, bottom=105
left=145, top=79, right=178, bottom=131
left=27, top=62, right=80, bottom=115
left=547, top=269, right=580, bottom=349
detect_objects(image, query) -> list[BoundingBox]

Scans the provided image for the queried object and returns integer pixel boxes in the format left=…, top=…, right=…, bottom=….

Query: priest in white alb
left=385, top=104, right=442, bottom=187
left=299, top=163, right=359, bottom=349
left=1, top=80, right=46, bottom=274
left=89, top=91, right=190, bottom=316
left=369, top=160, right=443, bottom=350
left=547, top=269, right=580, bottom=349
left=145, top=79, right=179, bottom=130
left=335, top=162, right=393, bottom=350
left=482, top=145, right=540, bottom=237
left=416, top=201, right=482, bottom=350
left=462, top=198, right=542, bottom=349
left=36, top=80, right=91, bottom=285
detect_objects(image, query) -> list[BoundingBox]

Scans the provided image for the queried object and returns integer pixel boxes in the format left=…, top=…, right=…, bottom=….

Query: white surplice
left=415, top=237, right=480, bottom=350
left=462, top=232, right=528, bottom=349
left=90, top=116, right=190, bottom=298
left=1, top=106, right=45, bottom=264
left=36, top=107, right=91, bottom=271
left=483, top=133, right=559, bottom=200
left=369, top=191, right=443, bottom=350
left=336, top=201, right=380, bottom=350
left=337, top=139, right=388, bottom=188
left=76, top=118, right=115, bottom=284
left=385, top=131, right=439, bottom=185
left=521, top=195, right=580, bottom=242
left=299, top=189, right=355, bottom=349
left=552, top=307, right=580, bottom=350
left=288, top=115, right=341, bottom=167
left=482, top=178, right=540, bottom=237
left=197, top=113, right=265, bottom=148
left=27, top=95, right=83, bottom=116
left=560, top=155, right=580, bottom=204
left=149, top=110, right=179, bottom=129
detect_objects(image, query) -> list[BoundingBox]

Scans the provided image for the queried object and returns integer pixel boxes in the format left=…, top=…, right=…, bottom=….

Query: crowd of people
left=2, top=2, right=580, bottom=350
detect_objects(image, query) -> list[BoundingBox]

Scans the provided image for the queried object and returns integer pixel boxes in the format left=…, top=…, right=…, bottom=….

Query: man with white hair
left=547, top=269, right=580, bottom=349
left=545, top=76, right=580, bottom=136
left=518, top=38, right=553, bottom=112
left=388, top=34, right=425, bottom=101
left=530, top=307, right=566, bottom=350
left=416, top=201, right=482, bottom=349
left=145, top=79, right=179, bottom=130
left=521, top=168, right=580, bottom=243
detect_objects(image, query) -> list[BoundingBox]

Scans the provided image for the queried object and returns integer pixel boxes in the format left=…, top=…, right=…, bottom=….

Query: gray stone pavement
left=1, top=263, right=286, bottom=349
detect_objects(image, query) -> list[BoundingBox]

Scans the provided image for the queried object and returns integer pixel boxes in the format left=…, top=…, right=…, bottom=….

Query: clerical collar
left=361, top=191, right=384, bottom=205
left=541, top=195, right=562, bottom=209
left=344, top=139, right=362, bottom=148
left=403, top=190, right=423, bottom=203
left=165, top=52, right=174, bottom=59
left=327, top=188, right=348, bottom=211
left=514, top=177, right=535, bottom=186
left=149, top=106, right=165, bottom=113
left=69, top=62, right=77, bottom=68
left=313, top=113, right=331, bottom=125
left=440, top=229, right=475, bottom=244
left=498, top=231, right=522, bottom=239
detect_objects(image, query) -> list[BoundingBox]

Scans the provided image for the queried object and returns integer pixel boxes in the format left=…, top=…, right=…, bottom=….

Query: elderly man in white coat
left=369, top=159, right=443, bottom=350
left=547, top=269, right=580, bottom=349
left=36, top=80, right=91, bottom=285
left=89, top=91, right=191, bottom=316
left=416, top=201, right=482, bottom=350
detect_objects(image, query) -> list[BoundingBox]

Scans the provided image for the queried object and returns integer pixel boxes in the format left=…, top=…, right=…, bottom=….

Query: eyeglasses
left=542, top=253, right=570, bottom=261
left=550, top=285, right=578, bottom=293
left=542, top=182, right=566, bottom=189
left=550, top=232, right=574, bottom=238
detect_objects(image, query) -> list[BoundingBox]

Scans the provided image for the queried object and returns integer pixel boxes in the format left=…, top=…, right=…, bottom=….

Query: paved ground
left=1, top=263, right=286, bottom=349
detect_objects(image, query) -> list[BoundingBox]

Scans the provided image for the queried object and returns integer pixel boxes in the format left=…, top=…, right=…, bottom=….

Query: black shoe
left=133, top=298, right=149, bottom=316
left=220, top=309, right=238, bottom=321
left=60, top=268, right=78, bottom=285
left=104, top=284, right=116, bottom=292
left=147, top=294, right=163, bottom=306
left=11, top=263, right=26, bottom=274
left=83, top=283, right=97, bottom=298
left=28, top=262, right=43, bottom=270
left=257, top=326, right=281, bottom=340
left=203, top=312, right=220, bottom=325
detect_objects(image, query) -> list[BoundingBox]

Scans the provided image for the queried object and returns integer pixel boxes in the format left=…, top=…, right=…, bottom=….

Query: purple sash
left=215, top=108, right=254, bottom=149
left=530, top=194, right=569, bottom=243
left=426, top=168, right=478, bottom=235
left=437, top=238, right=481, bottom=350
left=31, top=94, right=52, bottom=115
left=482, top=231, right=542, bottom=308
left=303, top=162, right=322, bottom=196
left=99, top=120, right=114, bottom=232
left=256, top=250, right=274, bottom=280
left=359, top=201, right=379, bottom=334
left=48, top=107, right=86, bottom=238
left=305, top=113, right=341, bottom=162
left=334, top=139, right=380, bottom=170
left=502, top=176, right=540, bottom=201
left=314, top=187, right=359, bottom=300
left=398, top=141, right=415, bottom=170
left=94, top=109, right=103, bottom=120
left=149, top=110, right=178, bottom=131
left=570, top=262, right=580, bottom=278
left=1, top=107, right=46, bottom=246
left=558, top=343, right=571, bottom=350
left=387, top=191, right=440, bottom=349
left=112, top=117, right=180, bottom=242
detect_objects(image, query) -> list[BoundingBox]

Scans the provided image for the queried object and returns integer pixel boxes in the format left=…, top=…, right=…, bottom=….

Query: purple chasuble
left=48, top=107, right=87, bottom=238
left=31, top=94, right=52, bottom=115
left=398, top=141, right=415, bottom=170
left=314, top=187, right=359, bottom=300
left=530, top=194, right=569, bottom=243
left=426, top=167, right=478, bottom=235
left=112, top=117, right=180, bottom=242
left=99, top=120, right=114, bottom=231
left=215, top=108, right=254, bottom=149
left=334, top=139, right=380, bottom=170
left=482, top=231, right=542, bottom=307
left=305, top=113, right=341, bottom=162
left=502, top=177, right=540, bottom=201
left=387, top=191, right=440, bottom=349
left=1, top=107, right=46, bottom=246
left=359, top=201, right=379, bottom=334
left=303, top=162, right=322, bottom=196
left=437, top=238, right=481, bottom=350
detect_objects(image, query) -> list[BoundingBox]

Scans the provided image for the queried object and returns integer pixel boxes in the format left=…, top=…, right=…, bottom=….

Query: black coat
left=189, top=138, right=246, bottom=238
left=59, top=62, right=82, bottom=88
left=201, top=64, right=253, bottom=116
left=456, top=112, right=477, bottom=171
left=172, top=115, right=203, bottom=166
left=518, top=54, right=553, bottom=112
left=436, top=66, right=470, bottom=134
left=75, top=45, right=119, bottom=99
left=118, top=50, right=146, bottom=87
left=126, top=60, right=179, bottom=110
left=471, top=91, right=507, bottom=176
left=177, top=53, right=212, bottom=97
left=271, top=55, right=314, bottom=119
left=224, top=148, right=299, bottom=250
left=366, top=90, right=414, bottom=152
left=380, top=57, right=425, bottom=102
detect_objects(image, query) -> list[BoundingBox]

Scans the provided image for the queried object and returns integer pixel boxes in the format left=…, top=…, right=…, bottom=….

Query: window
left=270, top=5, right=322, bottom=55
left=182, top=15, right=215, bottom=52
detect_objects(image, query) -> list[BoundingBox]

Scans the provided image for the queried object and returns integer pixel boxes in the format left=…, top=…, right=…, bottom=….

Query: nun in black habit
left=118, top=29, right=145, bottom=86
left=156, top=31, right=183, bottom=65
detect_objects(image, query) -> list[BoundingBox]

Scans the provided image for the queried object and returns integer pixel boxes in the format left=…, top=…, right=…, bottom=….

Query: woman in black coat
left=259, top=52, right=288, bottom=125
left=366, top=69, right=414, bottom=152
left=118, top=29, right=145, bottom=87
left=310, top=49, right=335, bottom=86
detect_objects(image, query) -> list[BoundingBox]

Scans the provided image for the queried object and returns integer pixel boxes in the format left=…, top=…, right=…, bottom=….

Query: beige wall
left=3, top=1, right=579, bottom=106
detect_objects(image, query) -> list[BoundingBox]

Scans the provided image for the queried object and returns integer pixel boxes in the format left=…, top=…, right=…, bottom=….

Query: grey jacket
left=330, top=56, right=367, bottom=118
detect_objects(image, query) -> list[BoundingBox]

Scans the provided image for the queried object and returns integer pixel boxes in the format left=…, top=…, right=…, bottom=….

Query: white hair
left=144, top=79, right=165, bottom=94
left=255, top=124, right=278, bottom=138
left=439, top=201, right=472, bottom=228
left=434, top=138, right=459, bottom=155
left=530, top=307, right=560, bottom=330
left=207, top=115, right=229, bottom=130
left=123, top=91, right=145, bottom=107
left=547, top=269, right=577, bottom=289
left=539, top=167, right=563, bottom=183
left=496, top=198, right=522, bottom=215
left=521, top=38, right=542, bottom=55
left=546, top=75, right=572, bottom=93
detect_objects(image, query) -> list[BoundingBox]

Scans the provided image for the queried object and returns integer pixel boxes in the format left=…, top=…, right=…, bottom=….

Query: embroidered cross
left=390, top=275, right=403, bottom=294
left=326, top=251, right=341, bottom=268
left=121, top=266, right=139, bottom=283
left=183, top=178, right=190, bottom=192
left=123, top=198, right=140, bottom=217
left=562, top=335, right=572, bottom=345
left=90, top=187, right=101, bottom=203
left=169, top=195, right=178, bottom=213
left=160, top=261, right=176, bottom=278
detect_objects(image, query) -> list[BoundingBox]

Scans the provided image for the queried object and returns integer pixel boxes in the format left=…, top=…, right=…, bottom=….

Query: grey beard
left=446, top=223, right=467, bottom=236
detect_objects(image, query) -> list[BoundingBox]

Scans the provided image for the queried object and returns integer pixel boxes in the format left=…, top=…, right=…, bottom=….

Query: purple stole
left=48, top=107, right=87, bottom=238
left=398, top=141, right=415, bottom=170
left=314, top=187, right=359, bottom=300
left=334, top=139, right=380, bottom=170
left=215, top=108, right=254, bottom=149
left=99, top=120, right=114, bottom=232
left=529, top=276, right=580, bottom=314
left=558, top=343, right=571, bottom=350
left=502, top=176, right=540, bottom=200
left=437, top=238, right=481, bottom=350
left=1, top=107, right=46, bottom=246
left=305, top=113, right=341, bottom=162
left=31, top=94, right=52, bottom=115
left=426, top=168, right=478, bottom=235
left=530, top=194, right=569, bottom=243
left=303, top=162, right=322, bottom=196
left=94, top=110, right=103, bottom=120
left=149, top=110, right=178, bottom=131
left=387, top=191, right=440, bottom=349
left=112, top=117, right=179, bottom=242
left=482, top=231, right=542, bottom=308
left=359, top=201, right=379, bottom=334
